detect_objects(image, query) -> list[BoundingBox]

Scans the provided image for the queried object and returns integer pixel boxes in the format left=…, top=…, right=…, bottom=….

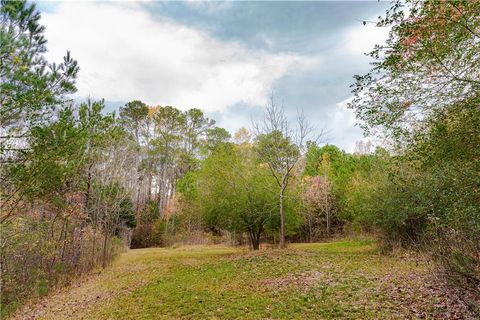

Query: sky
left=36, top=1, right=391, bottom=152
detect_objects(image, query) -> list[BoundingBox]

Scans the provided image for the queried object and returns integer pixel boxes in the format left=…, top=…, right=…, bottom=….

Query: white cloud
left=42, top=1, right=320, bottom=112
left=332, top=97, right=356, bottom=128
left=323, top=97, right=363, bottom=152
left=341, top=21, right=390, bottom=56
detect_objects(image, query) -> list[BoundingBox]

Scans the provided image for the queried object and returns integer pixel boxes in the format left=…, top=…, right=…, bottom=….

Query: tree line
left=349, top=0, right=479, bottom=301
left=1, top=0, right=478, bottom=316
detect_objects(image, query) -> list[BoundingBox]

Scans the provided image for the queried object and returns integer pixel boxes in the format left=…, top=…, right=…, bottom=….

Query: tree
left=119, top=100, right=149, bottom=213
left=196, top=144, right=278, bottom=250
left=122, top=105, right=219, bottom=247
left=253, top=97, right=312, bottom=248
left=1, top=0, right=79, bottom=220
left=151, top=106, right=185, bottom=213
left=89, top=181, right=131, bottom=268
left=0, top=1, right=143, bottom=310
left=234, top=127, right=252, bottom=145
left=184, top=108, right=214, bottom=157
left=119, top=100, right=149, bottom=145
left=348, top=0, right=480, bottom=293
left=203, top=127, right=231, bottom=154
left=78, top=99, right=115, bottom=221
left=1, top=0, right=78, bottom=157
left=350, top=0, right=480, bottom=142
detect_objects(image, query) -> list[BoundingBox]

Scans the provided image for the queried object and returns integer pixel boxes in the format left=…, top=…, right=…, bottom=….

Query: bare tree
left=253, top=95, right=316, bottom=248
left=354, top=140, right=372, bottom=155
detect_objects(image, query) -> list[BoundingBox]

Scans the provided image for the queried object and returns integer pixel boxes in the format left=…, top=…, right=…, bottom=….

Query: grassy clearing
left=12, top=240, right=476, bottom=319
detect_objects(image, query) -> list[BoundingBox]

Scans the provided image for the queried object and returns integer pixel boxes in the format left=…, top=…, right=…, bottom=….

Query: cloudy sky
left=37, top=1, right=390, bottom=152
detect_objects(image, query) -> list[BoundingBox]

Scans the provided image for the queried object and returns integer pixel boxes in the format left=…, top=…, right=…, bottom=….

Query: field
left=12, top=240, right=475, bottom=319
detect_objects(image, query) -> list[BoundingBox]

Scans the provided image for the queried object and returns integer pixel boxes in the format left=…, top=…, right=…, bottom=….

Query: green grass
left=12, top=241, right=459, bottom=319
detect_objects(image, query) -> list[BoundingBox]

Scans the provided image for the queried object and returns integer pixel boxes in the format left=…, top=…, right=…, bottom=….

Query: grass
left=11, top=240, right=475, bottom=319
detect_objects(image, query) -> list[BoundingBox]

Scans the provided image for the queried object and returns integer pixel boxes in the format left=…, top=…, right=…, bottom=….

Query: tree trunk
left=279, top=187, right=286, bottom=248
left=135, top=183, right=141, bottom=215
left=308, top=215, right=313, bottom=243
left=248, top=228, right=261, bottom=250
left=325, top=189, right=330, bottom=236
left=85, top=163, right=93, bottom=217
left=326, top=211, right=330, bottom=237
left=91, top=215, right=97, bottom=268
left=148, top=173, right=152, bottom=201
left=102, top=230, right=109, bottom=268
left=74, top=163, right=93, bottom=269
left=252, top=238, right=260, bottom=250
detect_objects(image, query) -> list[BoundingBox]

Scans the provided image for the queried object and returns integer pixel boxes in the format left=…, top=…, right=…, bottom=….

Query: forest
left=1, top=0, right=479, bottom=319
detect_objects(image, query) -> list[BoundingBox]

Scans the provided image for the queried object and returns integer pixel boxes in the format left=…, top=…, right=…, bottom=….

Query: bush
left=351, top=102, right=480, bottom=291
left=0, top=215, right=126, bottom=317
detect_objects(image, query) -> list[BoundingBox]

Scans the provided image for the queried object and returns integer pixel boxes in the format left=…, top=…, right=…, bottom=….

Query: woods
left=349, top=0, right=480, bottom=294
left=1, top=0, right=479, bottom=318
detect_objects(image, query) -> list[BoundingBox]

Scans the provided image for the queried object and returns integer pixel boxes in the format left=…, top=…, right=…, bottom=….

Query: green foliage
left=191, top=144, right=282, bottom=249
left=6, top=107, right=83, bottom=203
left=3, top=0, right=478, bottom=313
left=184, top=108, right=215, bottom=154
left=352, top=102, right=479, bottom=262
left=303, top=143, right=386, bottom=224
left=350, top=0, right=480, bottom=141
left=119, top=199, right=136, bottom=229
left=348, top=0, right=480, bottom=290
left=0, top=0, right=78, bottom=134
left=119, top=100, right=149, bottom=142
left=176, top=172, right=197, bottom=198
left=5, top=99, right=118, bottom=211
left=255, top=130, right=299, bottom=176
left=36, top=279, right=49, bottom=297
left=264, top=194, right=303, bottom=238
left=202, top=127, right=232, bottom=154
left=131, top=201, right=165, bottom=248
left=0, top=1, right=136, bottom=313
left=304, top=144, right=356, bottom=184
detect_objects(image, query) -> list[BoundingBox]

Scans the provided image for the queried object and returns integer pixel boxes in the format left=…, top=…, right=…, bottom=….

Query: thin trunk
left=308, top=215, right=313, bottom=243
left=91, top=207, right=98, bottom=268
left=102, top=228, right=109, bottom=268
left=60, top=219, right=68, bottom=262
left=148, top=173, right=152, bottom=201
left=254, top=224, right=263, bottom=250
left=76, top=163, right=93, bottom=268
left=135, top=183, right=141, bottom=215
left=158, top=166, right=167, bottom=216
left=326, top=211, right=330, bottom=237
left=325, top=188, right=330, bottom=236
left=252, top=238, right=259, bottom=250
left=279, top=187, right=286, bottom=248
left=85, top=163, right=93, bottom=217
left=248, top=229, right=253, bottom=250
